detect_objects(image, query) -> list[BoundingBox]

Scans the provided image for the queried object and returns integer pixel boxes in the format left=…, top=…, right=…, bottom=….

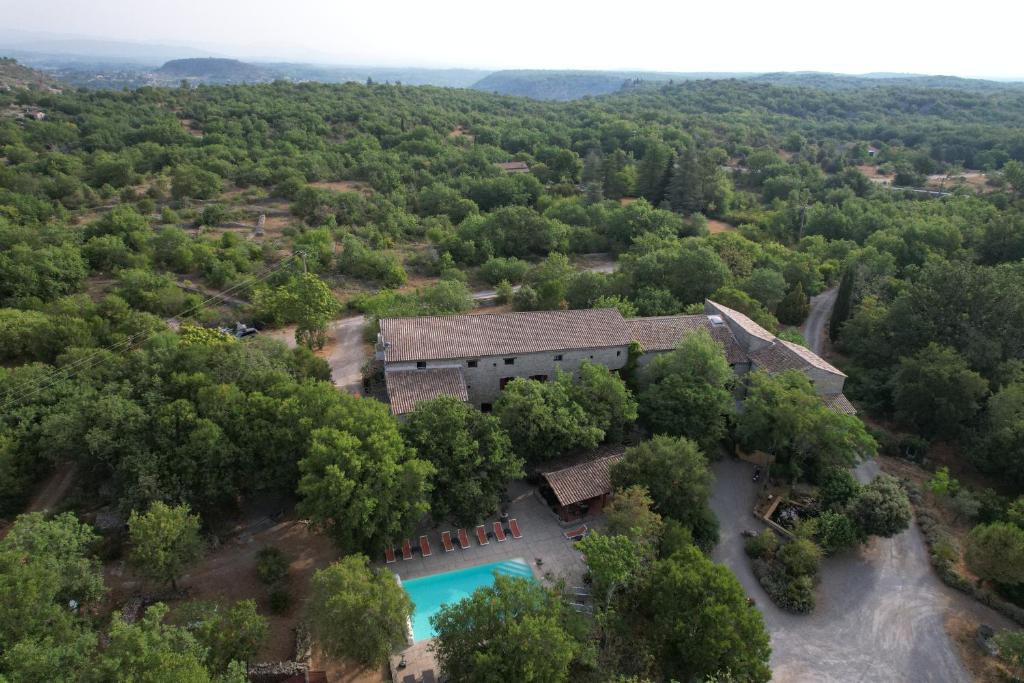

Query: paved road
left=712, top=458, right=979, bottom=682
left=800, top=287, right=837, bottom=356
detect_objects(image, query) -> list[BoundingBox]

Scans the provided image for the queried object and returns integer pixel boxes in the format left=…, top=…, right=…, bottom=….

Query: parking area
left=710, top=457, right=1009, bottom=682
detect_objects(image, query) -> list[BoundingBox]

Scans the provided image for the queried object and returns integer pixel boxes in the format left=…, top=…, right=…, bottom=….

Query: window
left=616, top=350, right=621, bottom=357
left=467, top=360, right=478, bottom=368
left=500, top=377, right=514, bottom=389
left=553, top=354, right=563, bottom=361
left=589, top=355, right=594, bottom=359
left=481, top=403, right=493, bottom=413
left=530, top=374, right=548, bottom=382
left=416, top=361, right=426, bottom=369
left=504, top=357, right=515, bottom=365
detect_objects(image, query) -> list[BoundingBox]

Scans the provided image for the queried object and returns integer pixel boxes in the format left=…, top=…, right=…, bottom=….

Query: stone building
left=376, top=300, right=855, bottom=417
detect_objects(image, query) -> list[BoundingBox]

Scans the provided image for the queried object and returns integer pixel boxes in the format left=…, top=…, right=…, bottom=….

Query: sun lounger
left=401, top=675, right=415, bottom=683
left=421, top=671, right=436, bottom=683
left=493, top=521, right=507, bottom=542
left=509, top=518, right=522, bottom=539
left=564, top=524, right=588, bottom=541
left=475, top=524, right=488, bottom=546
left=457, top=528, right=470, bottom=549
left=385, top=546, right=396, bottom=563
left=419, top=535, right=431, bottom=557
left=401, top=539, right=413, bottom=560
left=441, top=530, right=455, bottom=552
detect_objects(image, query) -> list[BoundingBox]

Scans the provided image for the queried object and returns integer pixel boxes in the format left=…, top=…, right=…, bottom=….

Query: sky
left=2, top=0, right=1023, bottom=78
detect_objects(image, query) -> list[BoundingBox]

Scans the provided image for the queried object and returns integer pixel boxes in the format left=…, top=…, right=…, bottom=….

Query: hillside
left=749, top=71, right=1024, bottom=93
left=156, top=57, right=274, bottom=83
left=0, top=57, right=60, bottom=92
left=470, top=69, right=748, bottom=100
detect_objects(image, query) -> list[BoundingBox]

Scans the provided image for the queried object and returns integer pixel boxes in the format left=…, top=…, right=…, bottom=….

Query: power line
left=0, top=254, right=299, bottom=413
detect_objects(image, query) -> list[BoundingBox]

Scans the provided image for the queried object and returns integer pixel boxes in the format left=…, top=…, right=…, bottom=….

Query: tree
left=605, top=485, right=664, bottom=547
left=494, top=376, right=604, bottom=464
left=568, top=362, right=638, bottom=442
left=775, top=283, right=810, bottom=325
left=975, top=382, right=1024, bottom=488
left=578, top=532, right=644, bottom=605
left=171, top=164, right=222, bottom=200
left=847, top=474, right=912, bottom=539
left=611, top=436, right=715, bottom=544
left=1, top=512, right=105, bottom=607
left=0, top=513, right=105, bottom=654
left=175, top=600, right=268, bottom=672
left=430, top=575, right=583, bottom=683
left=255, top=273, right=340, bottom=349
left=741, top=267, right=788, bottom=313
left=297, top=395, right=434, bottom=550
left=307, top=555, right=412, bottom=666
left=965, top=522, right=1024, bottom=586
left=736, top=371, right=875, bottom=482
left=128, top=502, right=203, bottom=591
left=402, top=397, right=524, bottom=526
left=892, top=343, right=988, bottom=440
left=778, top=538, right=823, bottom=577
left=630, top=545, right=771, bottom=683
left=1003, top=159, right=1024, bottom=194
left=636, top=329, right=733, bottom=452
left=813, top=510, right=859, bottom=555
left=636, top=142, right=672, bottom=204
left=94, top=603, right=240, bottom=683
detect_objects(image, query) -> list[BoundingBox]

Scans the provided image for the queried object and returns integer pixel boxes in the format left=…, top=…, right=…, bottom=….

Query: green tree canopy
left=297, top=395, right=434, bottom=550
left=306, top=555, right=413, bottom=666
left=402, top=396, right=524, bottom=526
left=636, top=329, right=734, bottom=451
left=610, top=436, right=716, bottom=547
left=965, top=522, right=1024, bottom=586
left=892, top=343, right=988, bottom=440
left=128, top=502, right=203, bottom=591
left=494, top=375, right=604, bottom=464
left=430, top=575, right=585, bottom=683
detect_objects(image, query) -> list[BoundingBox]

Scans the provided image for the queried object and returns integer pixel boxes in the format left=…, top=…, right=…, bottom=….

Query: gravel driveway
left=709, top=457, right=1005, bottom=683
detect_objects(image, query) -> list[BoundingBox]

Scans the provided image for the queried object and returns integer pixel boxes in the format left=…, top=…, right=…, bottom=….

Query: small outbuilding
left=540, top=447, right=624, bottom=522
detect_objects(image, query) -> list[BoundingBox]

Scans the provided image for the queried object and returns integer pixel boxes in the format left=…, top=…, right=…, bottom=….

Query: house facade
left=376, top=300, right=855, bottom=417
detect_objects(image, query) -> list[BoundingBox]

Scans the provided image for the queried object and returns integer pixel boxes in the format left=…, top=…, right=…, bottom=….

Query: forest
left=2, top=67, right=1024, bottom=680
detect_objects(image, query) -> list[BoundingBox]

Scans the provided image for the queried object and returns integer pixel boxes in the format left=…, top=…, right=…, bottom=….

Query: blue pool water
left=401, top=558, right=534, bottom=641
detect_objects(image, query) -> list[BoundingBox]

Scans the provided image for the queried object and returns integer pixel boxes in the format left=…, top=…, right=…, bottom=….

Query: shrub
left=479, top=256, right=530, bottom=285
left=745, top=530, right=779, bottom=559
left=778, top=538, right=823, bottom=577
left=256, top=546, right=289, bottom=586
left=269, top=588, right=291, bottom=614
left=814, top=511, right=859, bottom=555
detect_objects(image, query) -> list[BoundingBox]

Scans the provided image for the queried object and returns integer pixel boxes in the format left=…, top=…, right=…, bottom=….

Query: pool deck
left=387, top=480, right=593, bottom=682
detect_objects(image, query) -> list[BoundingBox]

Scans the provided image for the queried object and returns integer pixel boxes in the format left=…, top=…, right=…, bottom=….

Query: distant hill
left=471, top=69, right=754, bottom=100
left=156, top=58, right=273, bottom=82
left=262, top=63, right=490, bottom=88
left=748, top=71, right=1024, bottom=93
left=473, top=69, right=1024, bottom=101
left=0, top=58, right=61, bottom=92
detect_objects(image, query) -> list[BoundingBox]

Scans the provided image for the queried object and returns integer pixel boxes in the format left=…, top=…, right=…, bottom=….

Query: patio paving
left=386, top=480, right=593, bottom=681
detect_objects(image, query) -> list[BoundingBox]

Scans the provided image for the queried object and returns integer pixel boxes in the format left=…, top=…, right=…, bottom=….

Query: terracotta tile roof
left=385, top=367, right=468, bottom=415
left=379, top=309, right=631, bottom=363
left=779, top=340, right=846, bottom=377
left=626, top=315, right=748, bottom=365
left=541, top=448, right=624, bottom=508
left=821, top=392, right=857, bottom=415
left=705, top=299, right=776, bottom=344
left=748, top=340, right=846, bottom=378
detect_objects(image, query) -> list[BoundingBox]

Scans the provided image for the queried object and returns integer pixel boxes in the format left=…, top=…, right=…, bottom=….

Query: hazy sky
left=3, top=0, right=1022, bottom=78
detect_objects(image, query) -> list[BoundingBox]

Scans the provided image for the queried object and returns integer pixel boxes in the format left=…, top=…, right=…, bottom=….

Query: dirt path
left=800, top=287, right=837, bottom=355
left=26, top=462, right=76, bottom=514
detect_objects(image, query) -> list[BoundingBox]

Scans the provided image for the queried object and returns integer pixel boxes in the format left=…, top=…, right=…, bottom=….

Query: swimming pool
left=400, top=558, right=535, bottom=641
